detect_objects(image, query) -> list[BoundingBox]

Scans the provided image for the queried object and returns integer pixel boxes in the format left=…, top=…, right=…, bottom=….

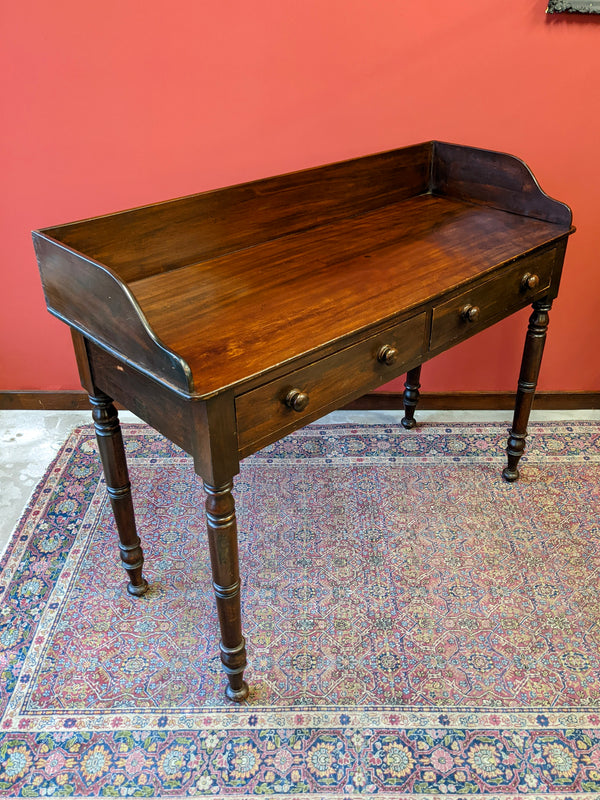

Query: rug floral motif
left=0, top=421, right=599, bottom=797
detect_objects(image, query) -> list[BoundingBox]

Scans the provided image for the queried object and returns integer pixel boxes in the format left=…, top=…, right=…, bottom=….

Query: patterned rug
left=1, top=420, right=599, bottom=798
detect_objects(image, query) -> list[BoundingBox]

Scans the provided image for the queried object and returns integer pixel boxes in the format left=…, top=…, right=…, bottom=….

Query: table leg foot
left=226, top=683, right=250, bottom=702
left=225, top=676, right=250, bottom=702
left=503, top=300, right=552, bottom=482
left=204, top=480, right=248, bottom=702
left=401, top=365, right=422, bottom=429
left=127, top=577, right=150, bottom=597
left=502, top=467, right=520, bottom=483
left=89, top=392, right=148, bottom=596
left=503, top=431, right=526, bottom=482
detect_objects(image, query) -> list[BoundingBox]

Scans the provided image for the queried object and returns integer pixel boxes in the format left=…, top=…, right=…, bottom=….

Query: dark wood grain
left=31, top=141, right=575, bottom=701
left=432, top=142, right=573, bottom=225
left=44, top=144, right=433, bottom=282
left=235, top=312, right=427, bottom=453
left=429, top=245, right=559, bottom=351
left=129, top=197, right=566, bottom=397
left=34, top=141, right=573, bottom=400
left=85, top=341, right=240, bottom=486
left=32, top=235, right=193, bottom=392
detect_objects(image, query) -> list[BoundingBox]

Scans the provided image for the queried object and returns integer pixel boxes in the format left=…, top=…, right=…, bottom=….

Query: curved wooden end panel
left=432, top=141, right=573, bottom=227
left=32, top=233, right=193, bottom=394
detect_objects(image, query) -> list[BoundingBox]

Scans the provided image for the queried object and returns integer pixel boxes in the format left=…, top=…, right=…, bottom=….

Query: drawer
left=236, top=312, right=427, bottom=452
left=430, top=248, right=557, bottom=351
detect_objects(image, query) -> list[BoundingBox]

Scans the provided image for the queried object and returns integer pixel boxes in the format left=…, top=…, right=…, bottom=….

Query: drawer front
left=236, top=312, right=427, bottom=451
left=430, top=248, right=557, bottom=351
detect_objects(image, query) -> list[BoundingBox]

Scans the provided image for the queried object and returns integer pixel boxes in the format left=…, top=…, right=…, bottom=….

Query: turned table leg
left=204, top=480, right=249, bottom=702
left=401, top=365, right=422, bottom=430
left=89, top=392, right=148, bottom=596
left=503, top=300, right=552, bottom=482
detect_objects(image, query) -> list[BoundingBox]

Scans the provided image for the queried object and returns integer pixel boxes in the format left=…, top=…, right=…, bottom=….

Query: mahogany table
left=33, top=142, right=574, bottom=701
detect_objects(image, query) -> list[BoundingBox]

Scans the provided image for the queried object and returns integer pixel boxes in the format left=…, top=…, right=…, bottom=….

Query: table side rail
left=432, top=141, right=573, bottom=226
left=32, top=232, right=194, bottom=395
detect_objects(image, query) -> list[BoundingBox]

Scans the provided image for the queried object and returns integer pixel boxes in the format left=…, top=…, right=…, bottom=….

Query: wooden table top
left=129, top=195, right=565, bottom=395
left=33, top=141, right=573, bottom=399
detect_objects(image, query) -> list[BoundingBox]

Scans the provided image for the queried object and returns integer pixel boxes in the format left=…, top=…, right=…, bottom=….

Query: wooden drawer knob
left=521, top=272, right=540, bottom=291
left=377, top=344, right=398, bottom=365
left=285, top=388, right=310, bottom=412
left=461, top=304, right=480, bottom=323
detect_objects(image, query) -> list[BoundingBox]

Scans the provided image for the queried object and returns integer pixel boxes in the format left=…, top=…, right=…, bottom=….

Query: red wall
left=2, top=1, right=599, bottom=393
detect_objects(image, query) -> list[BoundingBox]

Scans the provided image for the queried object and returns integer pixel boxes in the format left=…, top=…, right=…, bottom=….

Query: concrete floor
left=2, top=408, right=599, bottom=557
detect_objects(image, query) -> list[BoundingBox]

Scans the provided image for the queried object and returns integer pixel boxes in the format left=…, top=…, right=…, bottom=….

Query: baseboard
left=0, top=391, right=94, bottom=410
left=343, top=391, right=600, bottom=411
left=1, top=390, right=599, bottom=412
